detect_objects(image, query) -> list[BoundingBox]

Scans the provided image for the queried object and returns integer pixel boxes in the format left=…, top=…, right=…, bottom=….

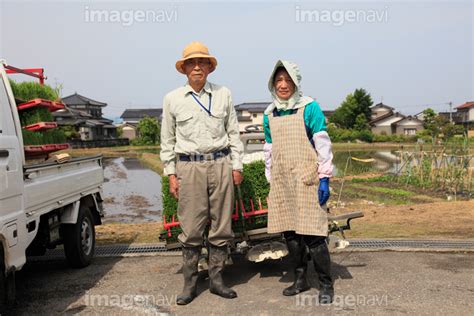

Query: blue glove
left=318, top=177, right=330, bottom=206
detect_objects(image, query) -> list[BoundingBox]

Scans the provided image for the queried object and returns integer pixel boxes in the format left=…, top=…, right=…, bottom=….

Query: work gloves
left=318, top=177, right=330, bottom=206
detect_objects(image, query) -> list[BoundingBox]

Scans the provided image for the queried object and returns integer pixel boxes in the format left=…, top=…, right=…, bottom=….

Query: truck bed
left=23, top=155, right=104, bottom=216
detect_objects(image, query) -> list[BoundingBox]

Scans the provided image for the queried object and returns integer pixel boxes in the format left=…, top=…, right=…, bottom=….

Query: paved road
left=7, top=251, right=473, bottom=315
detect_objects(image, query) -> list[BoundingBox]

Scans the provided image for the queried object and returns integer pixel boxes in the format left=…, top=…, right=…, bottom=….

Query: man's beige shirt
left=160, top=81, right=244, bottom=175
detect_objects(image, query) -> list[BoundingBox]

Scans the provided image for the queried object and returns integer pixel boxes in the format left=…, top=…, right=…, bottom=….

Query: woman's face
left=273, top=69, right=295, bottom=100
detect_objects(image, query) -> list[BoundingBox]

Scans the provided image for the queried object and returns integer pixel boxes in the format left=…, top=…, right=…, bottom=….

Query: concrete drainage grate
left=28, top=239, right=474, bottom=261
left=29, top=243, right=180, bottom=261
left=349, top=239, right=474, bottom=249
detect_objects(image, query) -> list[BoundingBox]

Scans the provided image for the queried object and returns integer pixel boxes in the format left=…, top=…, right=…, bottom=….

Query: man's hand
left=233, top=170, right=243, bottom=185
left=318, top=177, right=330, bottom=206
left=169, top=175, right=179, bottom=199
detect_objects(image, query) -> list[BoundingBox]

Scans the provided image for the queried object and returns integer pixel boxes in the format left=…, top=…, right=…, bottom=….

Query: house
left=369, top=102, right=424, bottom=135
left=120, top=123, right=139, bottom=140
left=54, top=93, right=117, bottom=140
left=234, top=102, right=334, bottom=132
left=119, top=108, right=163, bottom=140
left=455, top=101, right=474, bottom=137
left=394, top=116, right=425, bottom=136
left=234, top=102, right=269, bottom=132
left=371, top=103, right=395, bottom=121
left=120, top=108, right=163, bottom=124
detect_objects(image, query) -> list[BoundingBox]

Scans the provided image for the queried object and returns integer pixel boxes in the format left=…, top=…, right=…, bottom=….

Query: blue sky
left=1, top=0, right=472, bottom=119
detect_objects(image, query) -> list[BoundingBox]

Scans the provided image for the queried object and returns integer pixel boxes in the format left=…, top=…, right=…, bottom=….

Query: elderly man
left=160, top=42, right=244, bottom=305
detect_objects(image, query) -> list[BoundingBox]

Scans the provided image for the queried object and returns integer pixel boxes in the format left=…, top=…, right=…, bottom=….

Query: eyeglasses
left=184, top=58, right=211, bottom=68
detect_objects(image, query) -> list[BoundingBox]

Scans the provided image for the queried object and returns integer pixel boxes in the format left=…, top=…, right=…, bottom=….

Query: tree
left=422, top=108, right=441, bottom=143
left=136, top=116, right=160, bottom=145
left=353, top=88, right=373, bottom=122
left=330, top=88, right=373, bottom=129
left=354, top=113, right=369, bottom=131
left=422, top=108, right=463, bottom=143
left=330, top=93, right=358, bottom=128
left=440, top=121, right=463, bottom=141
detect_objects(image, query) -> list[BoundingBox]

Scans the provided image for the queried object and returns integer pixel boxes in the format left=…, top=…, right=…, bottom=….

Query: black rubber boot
left=208, top=245, right=237, bottom=299
left=308, top=240, right=334, bottom=304
left=176, top=247, right=201, bottom=305
left=283, top=233, right=310, bottom=296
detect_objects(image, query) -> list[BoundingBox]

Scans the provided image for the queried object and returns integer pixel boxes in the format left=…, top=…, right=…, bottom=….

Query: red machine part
left=23, top=122, right=58, bottom=131
left=162, top=197, right=269, bottom=237
left=17, top=99, right=65, bottom=112
left=4, top=65, right=46, bottom=85
left=23, top=144, right=70, bottom=157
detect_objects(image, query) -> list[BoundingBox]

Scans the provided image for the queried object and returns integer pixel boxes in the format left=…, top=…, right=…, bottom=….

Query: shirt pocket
left=206, top=112, right=226, bottom=138
left=176, top=112, right=194, bottom=139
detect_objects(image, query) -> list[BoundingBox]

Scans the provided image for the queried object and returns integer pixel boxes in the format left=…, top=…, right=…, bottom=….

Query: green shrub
left=355, top=129, right=373, bottom=142
left=58, top=126, right=80, bottom=139
left=328, top=125, right=375, bottom=143
left=372, top=133, right=418, bottom=143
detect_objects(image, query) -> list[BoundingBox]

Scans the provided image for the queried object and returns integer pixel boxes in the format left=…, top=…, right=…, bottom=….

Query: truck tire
left=62, top=206, right=95, bottom=268
left=0, top=247, right=15, bottom=311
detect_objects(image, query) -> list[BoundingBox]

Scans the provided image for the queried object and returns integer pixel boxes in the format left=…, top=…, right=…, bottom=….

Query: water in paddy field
left=332, top=150, right=401, bottom=176
left=102, top=157, right=162, bottom=223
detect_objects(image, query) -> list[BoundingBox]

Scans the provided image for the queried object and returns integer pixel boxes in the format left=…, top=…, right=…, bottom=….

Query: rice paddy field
left=61, top=143, right=473, bottom=243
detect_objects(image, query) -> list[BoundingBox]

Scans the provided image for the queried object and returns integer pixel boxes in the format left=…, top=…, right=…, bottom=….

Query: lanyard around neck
left=191, top=93, right=212, bottom=116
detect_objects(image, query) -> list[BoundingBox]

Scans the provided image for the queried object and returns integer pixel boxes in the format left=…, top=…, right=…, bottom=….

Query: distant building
left=234, top=102, right=334, bottom=132
left=370, top=103, right=395, bottom=121
left=234, top=102, right=269, bottom=132
left=54, top=93, right=117, bottom=140
left=455, top=101, right=474, bottom=137
left=394, top=116, right=425, bottom=136
left=120, top=108, right=163, bottom=124
left=119, top=108, right=163, bottom=140
left=369, top=103, right=424, bottom=135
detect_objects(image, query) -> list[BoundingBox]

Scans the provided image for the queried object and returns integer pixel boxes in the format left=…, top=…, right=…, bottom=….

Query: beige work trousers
left=176, top=155, right=234, bottom=247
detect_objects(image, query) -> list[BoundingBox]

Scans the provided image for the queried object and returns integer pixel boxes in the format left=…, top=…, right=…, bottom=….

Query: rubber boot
left=176, top=246, right=201, bottom=305
left=308, top=240, right=334, bottom=304
left=283, top=234, right=310, bottom=296
left=208, top=245, right=237, bottom=299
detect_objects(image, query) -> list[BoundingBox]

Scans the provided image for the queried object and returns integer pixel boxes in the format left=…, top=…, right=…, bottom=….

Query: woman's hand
left=318, top=177, right=330, bottom=206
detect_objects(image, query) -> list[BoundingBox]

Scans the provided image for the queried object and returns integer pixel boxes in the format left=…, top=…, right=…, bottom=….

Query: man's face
left=273, top=69, right=295, bottom=100
left=183, top=57, right=212, bottom=87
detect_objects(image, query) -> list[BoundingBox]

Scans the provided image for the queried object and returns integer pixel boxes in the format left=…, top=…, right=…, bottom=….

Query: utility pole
left=449, top=102, right=452, bottom=123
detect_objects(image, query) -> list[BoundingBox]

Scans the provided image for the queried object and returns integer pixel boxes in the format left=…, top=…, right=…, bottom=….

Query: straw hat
left=175, top=41, right=218, bottom=74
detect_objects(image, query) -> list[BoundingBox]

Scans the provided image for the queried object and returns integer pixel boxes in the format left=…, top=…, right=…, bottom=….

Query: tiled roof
left=371, top=102, right=395, bottom=111
left=120, top=108, right=163, bottom=119
left=62, top=93, right=107, bottom=107
left=456, top=101, right=474, bottom=110
left=234, top=102, right=270, bottom=111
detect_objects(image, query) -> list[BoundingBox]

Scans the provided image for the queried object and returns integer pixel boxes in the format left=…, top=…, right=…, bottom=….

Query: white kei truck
left=0, top=61, right=104, bottom=306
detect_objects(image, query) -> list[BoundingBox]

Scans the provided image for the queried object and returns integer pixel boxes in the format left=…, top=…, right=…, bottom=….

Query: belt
left=179, top=148, right=230, bottom=162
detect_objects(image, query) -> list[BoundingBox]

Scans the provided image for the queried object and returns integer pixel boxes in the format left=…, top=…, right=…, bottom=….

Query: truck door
left=0, top=66, right=25, bottom=267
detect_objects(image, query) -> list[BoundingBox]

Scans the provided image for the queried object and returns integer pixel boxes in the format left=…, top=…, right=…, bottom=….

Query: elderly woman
left=263, top=60, right=335, bottom=304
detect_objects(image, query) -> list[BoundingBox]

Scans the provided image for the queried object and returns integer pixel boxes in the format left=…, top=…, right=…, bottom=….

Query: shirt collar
left=185, top=81, right=212, bottom=96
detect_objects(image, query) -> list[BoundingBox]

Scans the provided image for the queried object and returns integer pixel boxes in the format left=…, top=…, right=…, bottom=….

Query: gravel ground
left=7, top=251, right=473, bottom=315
